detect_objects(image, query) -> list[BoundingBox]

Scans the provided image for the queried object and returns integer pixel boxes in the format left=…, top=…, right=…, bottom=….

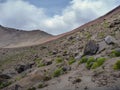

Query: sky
left=0, top=0, right=120, bottom=35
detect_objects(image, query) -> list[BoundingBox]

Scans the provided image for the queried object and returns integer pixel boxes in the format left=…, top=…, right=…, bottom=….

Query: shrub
left=38, top=83, right=43, bottom=88
left=91, top=57, right=106, bottom=69
left=35, top=58, right=45, bottom=67
left=0, top=82, right=11, bottom=89
left=86, top=57, right=95, bottom=69
left=68, top=57, right=76, bottom=65
left=84, top=32, right=92, bottom=39
left=37, top=61, right=45, bottom=67
left=56, top=57, right=63, bottom=63
left=111, top=50, right=120, bottom=57
left=53, top=68, right=63, bottom=77
left=103, top=21, right=109, bottom=28
left=38, top=83, right=47, bottom=89
left=27, top=87, right=36, bottom=90
left=79, top=56, right=88, bottom=64
left=113, top=60, right=120, bottom=70
left=91, top=62, right=98, bottom=69
left=98, top=32, right=105, bottom=38
left=96, top=57, right=106, bottom=66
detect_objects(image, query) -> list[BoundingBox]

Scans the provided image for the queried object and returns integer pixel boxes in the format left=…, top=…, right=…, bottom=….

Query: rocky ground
left=0, top=6, right=120, bottom=90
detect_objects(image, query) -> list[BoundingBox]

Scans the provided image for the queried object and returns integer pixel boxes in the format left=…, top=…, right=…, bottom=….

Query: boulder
left=0, top=74, right=11, bottom=83
left=45, top=61, right=52, bottom=66
left=104, top=35, right=117, bottom=45
left=15, top=63, right=34, bottom=73
left=15, top=64, right=26, bottom=73
left=83, top=40, right=99, bottom=55
left=0, top=74, right=11, bottom=79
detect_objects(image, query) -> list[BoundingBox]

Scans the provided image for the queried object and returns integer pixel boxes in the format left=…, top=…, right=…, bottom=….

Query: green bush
left=91, top=62, right=98, bottom=69
left=111, top=50, right=120, bottom=57
left=91, top=57, right=106, bottom=69
left=96, top=57, right=106, bottom=66
left=84, top=32, right=92, bottom=39
left=37, top=61, right=45, bottom=67
left=56, top=57, right=63, bottom=63
left=35, top=58, right=45, bottom=67
left=113, top=60, right=120, bottom=70
left=86, top=57, right=95, bottom=69
left=53, top=68, right=63, bottom=77
left=79, top=56, right=88, bottom=64
left=68, top=57, right=76, bottom=65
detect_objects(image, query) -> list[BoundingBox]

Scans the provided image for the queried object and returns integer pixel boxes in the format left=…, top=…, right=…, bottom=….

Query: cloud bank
left=0, top=0, right=119, bottom=35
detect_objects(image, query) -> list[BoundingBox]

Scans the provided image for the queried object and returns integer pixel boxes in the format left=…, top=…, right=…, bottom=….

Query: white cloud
left=0, top=0, right=119, bottom=35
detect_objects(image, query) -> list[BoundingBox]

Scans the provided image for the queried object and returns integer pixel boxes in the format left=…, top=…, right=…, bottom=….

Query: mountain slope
left=0, top=25, right=52, bottom=48
left=0, top=6, right=120, bottom=90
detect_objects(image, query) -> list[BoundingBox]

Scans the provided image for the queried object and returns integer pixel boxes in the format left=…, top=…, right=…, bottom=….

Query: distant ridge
left=0, top=25, right=52, bottom=48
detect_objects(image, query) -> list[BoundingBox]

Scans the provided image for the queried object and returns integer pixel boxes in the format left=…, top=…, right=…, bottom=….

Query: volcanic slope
left=0, top=6, right=120, bottom=90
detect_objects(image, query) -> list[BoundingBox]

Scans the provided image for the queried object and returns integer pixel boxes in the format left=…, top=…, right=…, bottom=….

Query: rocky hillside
left=0, top=6, right=120, bottom=90
left=0, top=25, right=52, bottom=48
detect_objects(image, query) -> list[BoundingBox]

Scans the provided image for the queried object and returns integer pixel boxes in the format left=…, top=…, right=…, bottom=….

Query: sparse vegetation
left=68, top=57, right=76, bottom=65
left=48, top=51, right=52, bottom=55
left=113, top=60, right=120, bottom=70
left=37, top=61, right=45, bottom=67
left=103, top=20, right=109, bottom=28
left=15, top=73, right=26, bottom=81
left=35, top=58, right=45, bottom=67
left=91, top=62, right=98, bottom=69
left=96, top=57, right=106, bottom=66
left=53, top=68, right=63, bottom=77
left=38, top=83, right=44, bottom=88
left=110, top=50, right=120, bottom=57
left=91, top=57, right=106, bottom=69
left=79, top=56, right=88, bottom=64
left=86, top=57, right=95, bottom=69
left=38, top=82, right=48, bottom=89
left=56, top=57, right=63, bottom=63
left=84, top=32, right=92, bottom=39
left=0, top=81, right=11, bottom=89
left=27, top=87, right=36, bottom=90
left=98, top=32, right=105, bottom=38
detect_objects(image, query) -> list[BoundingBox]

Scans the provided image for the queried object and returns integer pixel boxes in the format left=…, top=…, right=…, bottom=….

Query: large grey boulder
left=83, top=40, right=99, bottom=55
left=104, top=35, right=117, bottom=45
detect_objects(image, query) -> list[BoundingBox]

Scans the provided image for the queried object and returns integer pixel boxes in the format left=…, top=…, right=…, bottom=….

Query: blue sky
left=0, top=0, right=120, bottom=35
